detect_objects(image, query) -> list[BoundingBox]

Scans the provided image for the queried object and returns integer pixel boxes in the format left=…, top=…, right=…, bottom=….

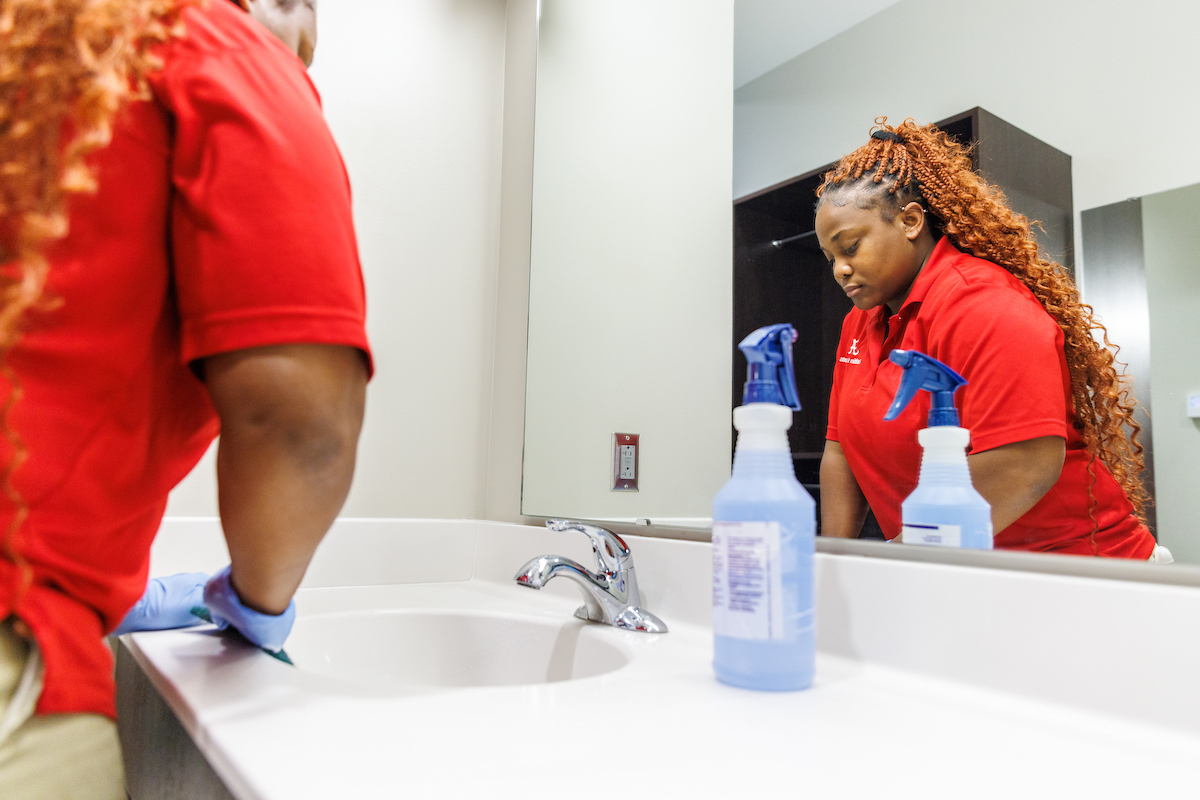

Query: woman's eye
left=844, top=243, right=858, bottom=255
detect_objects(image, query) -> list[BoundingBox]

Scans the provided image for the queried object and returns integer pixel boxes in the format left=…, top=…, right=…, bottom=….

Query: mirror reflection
left=810, top=118, right=1156, bottom=560
left=522, top=0, right=1200, bottom=567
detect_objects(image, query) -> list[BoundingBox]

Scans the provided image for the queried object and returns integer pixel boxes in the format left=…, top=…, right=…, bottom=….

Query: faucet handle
left=545, top=520, right=630, bottom=577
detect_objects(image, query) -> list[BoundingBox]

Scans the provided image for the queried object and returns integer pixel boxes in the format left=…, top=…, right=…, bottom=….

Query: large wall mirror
left=522, top=0, right=1200, bottom=574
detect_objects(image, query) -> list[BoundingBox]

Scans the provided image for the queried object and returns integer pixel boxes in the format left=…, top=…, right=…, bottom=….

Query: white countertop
left=125, top=519, right=1200, bottom=799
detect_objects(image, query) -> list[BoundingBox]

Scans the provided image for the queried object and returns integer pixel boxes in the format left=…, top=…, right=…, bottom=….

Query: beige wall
left=1141, top=185, right=1200, bottom=563
left=484, top=0, right=538, bottom=523
left=167, top=0, right=532, bottom=519
left=519, top=0, right=734, bottom=523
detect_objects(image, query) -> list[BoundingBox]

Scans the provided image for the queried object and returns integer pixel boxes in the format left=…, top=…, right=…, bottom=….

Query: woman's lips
left=844, top=284, right=862, bottom=298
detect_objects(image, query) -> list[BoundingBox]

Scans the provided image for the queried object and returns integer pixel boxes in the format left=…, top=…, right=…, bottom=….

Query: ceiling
left=735, top=0, right=904, bottom=88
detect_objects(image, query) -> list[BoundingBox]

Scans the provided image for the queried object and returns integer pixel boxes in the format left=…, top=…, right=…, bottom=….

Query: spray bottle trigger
left=883, top=349, right=967, bottom=427
left=738, top=324, right=801, bottom=411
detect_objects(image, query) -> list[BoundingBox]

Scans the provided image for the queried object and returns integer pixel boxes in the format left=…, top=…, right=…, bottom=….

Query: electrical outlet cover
left=612, top=433, right=639, bottom=491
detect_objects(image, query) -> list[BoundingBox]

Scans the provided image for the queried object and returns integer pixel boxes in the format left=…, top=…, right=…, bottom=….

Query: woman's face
left=815, top=198, right=930, bottom=314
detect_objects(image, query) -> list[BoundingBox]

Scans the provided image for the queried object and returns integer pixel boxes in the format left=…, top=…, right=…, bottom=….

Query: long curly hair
left=0, top=0, right=191, bottom=603
left=816, top=117, right=1149, bottom=538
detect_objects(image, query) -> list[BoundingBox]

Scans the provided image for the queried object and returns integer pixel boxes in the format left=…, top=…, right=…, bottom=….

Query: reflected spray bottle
left=712, top=324, right=815, bottom=691
left=884, top=349, right=993, bottom=549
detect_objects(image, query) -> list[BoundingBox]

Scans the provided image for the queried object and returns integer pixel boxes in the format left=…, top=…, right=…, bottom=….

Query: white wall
left=733, top=0, right=1200, bottom=215
left=483, top=0, right=538, bottom=523
left=1142, top=184, right=1200, bottom=563
left=167, top=0, right=515, bottom=518
left=520, top=0, right=734, bottom=523
left=733, top=0, right=902, bottom=88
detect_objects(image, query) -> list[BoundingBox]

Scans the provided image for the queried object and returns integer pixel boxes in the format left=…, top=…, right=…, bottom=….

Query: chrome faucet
left=514, top=520, right=668, bottom=633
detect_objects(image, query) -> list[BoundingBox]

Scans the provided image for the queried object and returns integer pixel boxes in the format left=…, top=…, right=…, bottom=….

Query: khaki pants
left=0, top=620, right=125, bottom=800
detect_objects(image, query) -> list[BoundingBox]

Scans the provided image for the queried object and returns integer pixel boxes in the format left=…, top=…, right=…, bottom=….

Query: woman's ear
left=900, top=202, right=926, bottom=241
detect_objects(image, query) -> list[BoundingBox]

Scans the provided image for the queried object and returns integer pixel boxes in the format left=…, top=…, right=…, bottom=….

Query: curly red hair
left=817, top=118, right=1149, bottom=543
left=0, top=0, right=192, bottom=601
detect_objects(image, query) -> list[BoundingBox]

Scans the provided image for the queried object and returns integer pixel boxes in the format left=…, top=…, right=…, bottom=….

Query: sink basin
left=283, top=609, right=631, bottom=689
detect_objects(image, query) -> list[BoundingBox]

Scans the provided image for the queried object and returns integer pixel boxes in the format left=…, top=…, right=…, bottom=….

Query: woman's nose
left=833, top=259, right=852, bottom=280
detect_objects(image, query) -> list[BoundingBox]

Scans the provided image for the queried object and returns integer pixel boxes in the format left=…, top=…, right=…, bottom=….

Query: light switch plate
left=1187, top=391, right=1200, bottom=419
left=612, top=433, right=639, bottom=491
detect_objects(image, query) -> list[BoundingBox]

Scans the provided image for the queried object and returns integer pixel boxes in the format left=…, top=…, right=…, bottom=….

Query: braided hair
left=816, top=118, right=1149, bottom=539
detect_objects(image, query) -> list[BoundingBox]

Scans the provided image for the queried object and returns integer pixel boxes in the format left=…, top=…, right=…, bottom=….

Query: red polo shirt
left=827, top=237, right=1154, bottom=558
left=0, top=1, right=371, bottom=718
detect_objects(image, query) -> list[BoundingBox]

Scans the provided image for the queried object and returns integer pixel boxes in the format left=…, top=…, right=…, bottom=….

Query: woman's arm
left=205, top=343, right=368, bottom=615
left=968, top=435, right=1065, bottom=534
left=819, top=440, right=869, bottom=538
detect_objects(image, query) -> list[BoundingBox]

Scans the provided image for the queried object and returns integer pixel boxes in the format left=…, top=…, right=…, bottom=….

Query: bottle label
left=712, top=521, right=784, bottom=640
left=901, top=523, right=962, bottom=547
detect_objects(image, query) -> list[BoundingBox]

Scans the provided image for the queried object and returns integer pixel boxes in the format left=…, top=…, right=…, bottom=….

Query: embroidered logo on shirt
left=839, top=338, right=862, bottom=365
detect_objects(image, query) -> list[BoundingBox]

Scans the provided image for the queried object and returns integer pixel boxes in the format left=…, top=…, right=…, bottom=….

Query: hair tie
left=871, top=130, right=903, bottom=143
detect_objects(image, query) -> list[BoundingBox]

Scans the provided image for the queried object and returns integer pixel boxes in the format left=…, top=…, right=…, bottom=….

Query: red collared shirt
left=0, top=1, right=371, bottom=718
left=827, top=237, right=1154, bottom=558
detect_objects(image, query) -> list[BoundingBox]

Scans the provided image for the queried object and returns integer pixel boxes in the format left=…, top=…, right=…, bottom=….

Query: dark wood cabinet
left=733, top=107, right=1074, bottom=534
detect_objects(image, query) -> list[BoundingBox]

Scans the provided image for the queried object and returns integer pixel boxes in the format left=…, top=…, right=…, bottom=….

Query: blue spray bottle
left=712, top=324, right=815, bottom=691
left=884, top=349, right=993, bottom=549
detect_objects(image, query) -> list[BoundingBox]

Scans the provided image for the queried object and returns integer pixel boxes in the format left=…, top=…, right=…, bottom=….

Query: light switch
left=612, top=433, right=639, bottom=491
left=1188, top=392, right=1200, bottom=419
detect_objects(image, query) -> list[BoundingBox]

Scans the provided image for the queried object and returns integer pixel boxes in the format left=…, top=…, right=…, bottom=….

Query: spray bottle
left=712, top=324, right=815, bottom=691
left=884, top=349, right=993, bottom=549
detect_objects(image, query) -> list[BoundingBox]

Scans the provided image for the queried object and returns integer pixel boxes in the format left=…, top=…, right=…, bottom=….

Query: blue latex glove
left=113, top=572, right=209, bottom=635
left=201, top=566, right=295, bottom=653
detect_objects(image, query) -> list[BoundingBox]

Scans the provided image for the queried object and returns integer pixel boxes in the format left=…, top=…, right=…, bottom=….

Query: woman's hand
left=819, top=440, right=869, bottom=538
left=201, top=566, right=295, bottom=653
left=112, top=572, right=209, bottom=635
left=968, top=436, right=1066, bottom=534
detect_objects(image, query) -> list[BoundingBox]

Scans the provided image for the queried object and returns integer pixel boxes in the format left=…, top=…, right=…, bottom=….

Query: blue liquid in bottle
left=884, top=350, right=993, bottom=551
left=900, top=428, right=993, bottom=549
left=712, top=404, right=816, bottom=691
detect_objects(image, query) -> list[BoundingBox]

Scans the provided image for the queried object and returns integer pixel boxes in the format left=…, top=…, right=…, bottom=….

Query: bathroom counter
left=120, top=519, right=1200, bottom=799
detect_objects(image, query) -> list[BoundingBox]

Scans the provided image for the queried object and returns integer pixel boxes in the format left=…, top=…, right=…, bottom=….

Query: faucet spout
left=514, top=554, right=621, bottom=625
left=514, top=554, right=599, bottom=590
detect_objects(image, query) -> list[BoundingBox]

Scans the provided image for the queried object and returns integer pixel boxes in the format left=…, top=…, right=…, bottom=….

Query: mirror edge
left=521, top=515, right=711, bottom=543
left=523, top=515, right=1200, bottom=587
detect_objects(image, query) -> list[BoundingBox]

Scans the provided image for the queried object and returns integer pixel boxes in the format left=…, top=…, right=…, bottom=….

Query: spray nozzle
left=739, top=324, right=801, bottom=410
left=884, top=349, right=967, bottom=427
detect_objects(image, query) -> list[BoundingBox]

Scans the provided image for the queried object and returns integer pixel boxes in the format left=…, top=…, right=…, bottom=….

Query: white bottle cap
left=733, top=403, right=792, bottom=452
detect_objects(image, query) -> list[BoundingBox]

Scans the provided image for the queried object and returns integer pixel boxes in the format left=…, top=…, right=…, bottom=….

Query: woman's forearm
left=205, top=344, right=367, bottom=615
left=819, top=439, right=869, bottom=538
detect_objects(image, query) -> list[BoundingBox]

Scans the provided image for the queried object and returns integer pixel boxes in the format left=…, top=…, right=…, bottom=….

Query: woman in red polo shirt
left=0, top=1, right=370, bottom=796
left=816, top=118, right=1158, bottom=559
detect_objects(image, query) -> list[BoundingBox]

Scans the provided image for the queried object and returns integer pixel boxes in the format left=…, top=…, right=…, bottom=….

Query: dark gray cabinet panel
left=1080, top=198, right=1156, bottom=534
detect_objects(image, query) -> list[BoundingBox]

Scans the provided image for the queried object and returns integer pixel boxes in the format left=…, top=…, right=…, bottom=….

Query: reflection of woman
left=0, top=1, right=369, bottom=796
left=816, top=119, right=1158, bottom=559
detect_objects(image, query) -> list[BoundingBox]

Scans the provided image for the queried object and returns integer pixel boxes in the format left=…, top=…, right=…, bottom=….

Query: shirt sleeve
left=926, top=282, right=1068, bottom=454
left=150, top=4, right=372, bottom=373
left=826, top=369, right=842, bottom=442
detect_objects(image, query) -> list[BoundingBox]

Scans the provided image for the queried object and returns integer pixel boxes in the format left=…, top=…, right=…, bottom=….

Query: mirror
left=522, top=0, right=733, bottom=528
left=522, top=0, right=1200, bottom=567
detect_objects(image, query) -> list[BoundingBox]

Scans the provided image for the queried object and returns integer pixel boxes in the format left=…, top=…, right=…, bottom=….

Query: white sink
left=283, top=608, right=631, bottom=689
